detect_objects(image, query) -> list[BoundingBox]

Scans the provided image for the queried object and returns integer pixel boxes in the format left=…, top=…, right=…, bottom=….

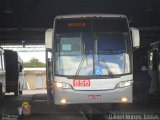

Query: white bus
left=45, top=14, right=140, bottom=105
left=0, top=47, right=6, bottom=104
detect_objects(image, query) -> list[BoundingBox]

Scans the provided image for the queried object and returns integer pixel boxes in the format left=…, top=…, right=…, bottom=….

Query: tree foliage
left=23, top=58, right=45, bottom=68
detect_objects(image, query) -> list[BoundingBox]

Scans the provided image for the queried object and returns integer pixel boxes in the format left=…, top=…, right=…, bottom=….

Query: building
left=20, top=68, right=46, bottom=90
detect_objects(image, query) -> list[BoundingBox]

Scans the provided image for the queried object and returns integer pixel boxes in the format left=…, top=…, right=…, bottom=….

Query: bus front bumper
left=53, top=85, right=133, bottom=105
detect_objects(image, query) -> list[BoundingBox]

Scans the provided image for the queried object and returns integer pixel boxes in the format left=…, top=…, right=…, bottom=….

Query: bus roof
left=55, top=13, right=127, bottom=19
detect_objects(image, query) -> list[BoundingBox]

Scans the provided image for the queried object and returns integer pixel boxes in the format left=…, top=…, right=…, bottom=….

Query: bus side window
left=0, top=53, right=3, bottom=70
left=2, top=54, right=5, bottom=70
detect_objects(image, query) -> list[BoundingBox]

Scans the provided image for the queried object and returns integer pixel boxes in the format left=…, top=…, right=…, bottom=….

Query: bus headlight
left=116, top=80, right=133, bottom=88
left=55, top=82, right=72, bottom=89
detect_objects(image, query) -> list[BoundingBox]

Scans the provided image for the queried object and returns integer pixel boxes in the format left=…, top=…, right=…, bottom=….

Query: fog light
left=121, top=97, right=128, bottom=102
left=60, top=98, right=67, bottom=104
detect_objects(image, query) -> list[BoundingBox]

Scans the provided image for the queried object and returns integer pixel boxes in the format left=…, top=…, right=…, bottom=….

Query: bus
left=4, top=50, right=23, bottom=96
left=0, top=47, right=6, bottom=104
left=45, top=14, right=140, bottom=105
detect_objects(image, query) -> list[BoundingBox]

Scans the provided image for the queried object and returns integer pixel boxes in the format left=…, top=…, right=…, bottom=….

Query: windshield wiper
left=75, top=44, right=89, bottom=77
left=75, top=53, right=114, bottom=77
left=98, top=54, right=114, bottom=77
left=75, top=55, right=85, bottom=76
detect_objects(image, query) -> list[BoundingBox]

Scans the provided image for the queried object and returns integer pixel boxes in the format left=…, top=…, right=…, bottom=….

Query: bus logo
left=73, top=79, right=90, bottom=86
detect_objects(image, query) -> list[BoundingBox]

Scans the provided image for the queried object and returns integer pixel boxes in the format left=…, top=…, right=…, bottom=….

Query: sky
left=2, top=45, right=46, bottom=63
left=18, top=52, right=45, bottom=63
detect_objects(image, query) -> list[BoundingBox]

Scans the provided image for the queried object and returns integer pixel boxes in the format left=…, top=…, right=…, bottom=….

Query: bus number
left=73, top=80, right=90, bottom=86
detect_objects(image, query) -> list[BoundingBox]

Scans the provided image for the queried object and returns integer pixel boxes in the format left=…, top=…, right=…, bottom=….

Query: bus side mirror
left=45, top=29, right=53, bottom=50
left=131, top=27, right=140, bottom=48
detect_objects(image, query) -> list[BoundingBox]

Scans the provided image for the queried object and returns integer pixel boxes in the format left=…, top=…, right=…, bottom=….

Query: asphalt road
left=0, top=90, right=160, bottom=120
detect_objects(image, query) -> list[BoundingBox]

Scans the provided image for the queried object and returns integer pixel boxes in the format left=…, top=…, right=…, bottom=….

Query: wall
left=20, top=68, right=46, bottom=90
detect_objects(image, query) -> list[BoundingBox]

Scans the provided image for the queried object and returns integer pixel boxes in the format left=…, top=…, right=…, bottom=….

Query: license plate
left=88, top=95, right=101, bottom=99
left=73, top=79, right=90, bottom=86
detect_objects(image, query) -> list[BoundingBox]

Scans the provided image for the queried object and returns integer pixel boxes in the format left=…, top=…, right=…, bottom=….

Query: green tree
left=23, top=58, right=45, bottom=68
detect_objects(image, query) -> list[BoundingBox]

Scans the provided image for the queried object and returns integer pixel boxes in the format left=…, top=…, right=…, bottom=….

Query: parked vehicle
left=4, top=50, right=23, bottom=96
left=0, top=47, right=6, bottom=104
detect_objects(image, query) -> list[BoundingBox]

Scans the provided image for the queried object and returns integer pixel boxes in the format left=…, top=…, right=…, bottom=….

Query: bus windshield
left=54, top=18, right=132, bottom=77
